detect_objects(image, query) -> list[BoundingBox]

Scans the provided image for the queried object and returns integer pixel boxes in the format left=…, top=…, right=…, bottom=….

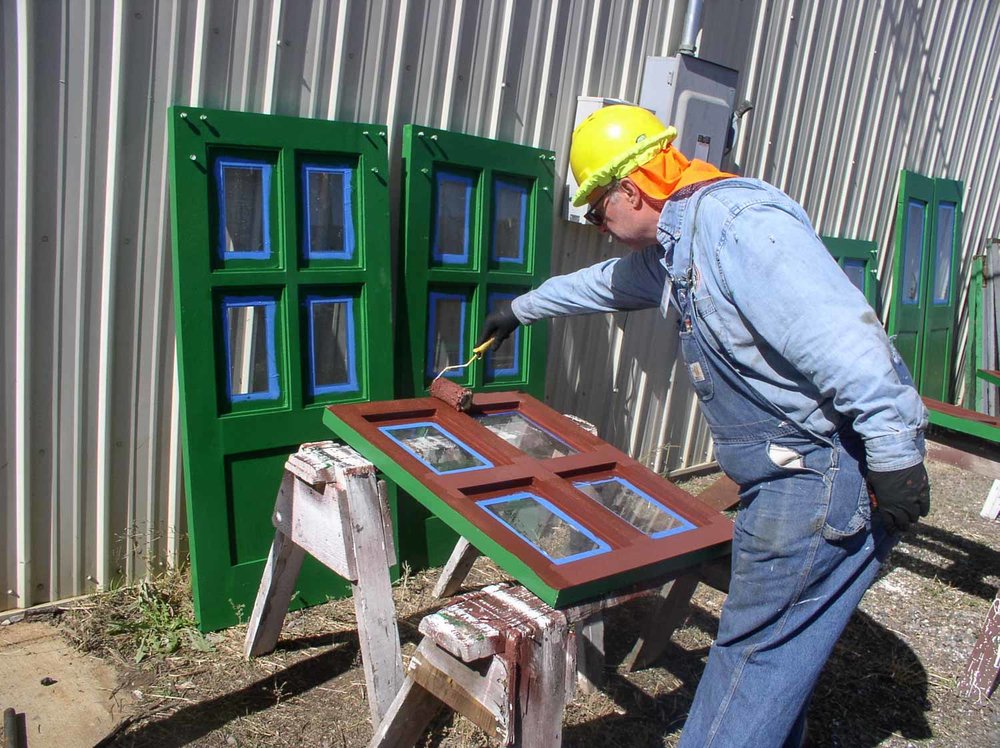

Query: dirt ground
left=15, top=457, right=1000, bottom=746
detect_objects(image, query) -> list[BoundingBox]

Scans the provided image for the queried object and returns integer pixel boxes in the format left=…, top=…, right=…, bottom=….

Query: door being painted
left=168, top=107, right=393, bottom=631
left=397, top=125, right=554, bottom=566
left=888, top=171, right=963, bottom=401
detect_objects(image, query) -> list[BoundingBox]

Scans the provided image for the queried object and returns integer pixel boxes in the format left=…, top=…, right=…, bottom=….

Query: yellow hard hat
left=569, top=104, right=677, bottom=206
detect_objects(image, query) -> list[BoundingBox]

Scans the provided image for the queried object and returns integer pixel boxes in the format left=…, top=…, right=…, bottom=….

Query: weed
left=103, top=579, right=213, bottom=663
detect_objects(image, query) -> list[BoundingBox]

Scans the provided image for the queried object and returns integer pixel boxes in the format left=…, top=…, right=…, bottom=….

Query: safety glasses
left=583, top=181, right=620, bottom=227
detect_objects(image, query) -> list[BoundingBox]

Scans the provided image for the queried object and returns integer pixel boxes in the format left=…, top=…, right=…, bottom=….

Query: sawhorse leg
left=244, top=443, right=403, bottom=726
left=958, top=590, right=1000, bottom=704
left=622, top=573, right=701, bottom=672
left=432, top=537, right=481, bottom=599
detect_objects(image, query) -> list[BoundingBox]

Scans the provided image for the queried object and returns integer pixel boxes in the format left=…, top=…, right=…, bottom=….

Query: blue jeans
left=678, top=431, right=897, bottom=747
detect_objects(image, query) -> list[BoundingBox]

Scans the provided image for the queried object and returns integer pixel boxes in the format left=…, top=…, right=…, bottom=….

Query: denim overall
left=670, top=193, right=898, bottom=747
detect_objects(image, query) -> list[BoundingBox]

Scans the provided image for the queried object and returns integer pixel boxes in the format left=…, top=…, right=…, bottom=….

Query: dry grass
left=57, top=458, right=999, bottom=747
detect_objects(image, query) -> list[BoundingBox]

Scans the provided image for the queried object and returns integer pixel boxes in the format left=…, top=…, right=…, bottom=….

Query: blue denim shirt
left=513, top=178, right=927, bottom=471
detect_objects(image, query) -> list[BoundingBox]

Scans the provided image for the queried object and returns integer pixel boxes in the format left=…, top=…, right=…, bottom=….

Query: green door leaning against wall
left=168, top=107, right=393, bottom=631
left=887, top=170, right=963, bottom=401
left=396, top=124, right=554, bottom=566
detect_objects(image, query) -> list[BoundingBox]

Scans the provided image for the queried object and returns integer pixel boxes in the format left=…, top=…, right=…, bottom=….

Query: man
left=479, top=104, right=930, bottom=746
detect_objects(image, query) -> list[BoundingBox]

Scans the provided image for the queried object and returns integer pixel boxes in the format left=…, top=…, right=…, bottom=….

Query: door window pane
left=841, top=259, right=866, bottom=295
left=478, top=411, right=575, bottom=459
left=485, top=292, right=519, bottom=379
left=222, top=296, right=279, bottom=402
left=493, top=178, right=528, bottom=263
left=433, top=172, right=475, bottom=264
left=216, top=159, right=272, bottom=259
left=427, top=291, right=467, bottom=379
left=380, top=422, right=492, bottom=474
left=901, top=199, right=925, bottom=305
left=574, top=477, right=695, bottom=538
left=307, top=296, right=357, bottom=395
left=933, top=202, right=956, bottom=304
left=303, top=165, right=355, bottom=260
left=479, top=493, right=609, bottom=564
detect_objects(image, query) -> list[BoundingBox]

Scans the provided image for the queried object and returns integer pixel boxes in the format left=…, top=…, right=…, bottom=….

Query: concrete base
left=0, top=620, right=119, bottom=746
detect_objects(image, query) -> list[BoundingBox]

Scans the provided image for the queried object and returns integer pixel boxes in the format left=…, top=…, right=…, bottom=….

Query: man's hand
left=867, top=462, right=931, bottom=534
left=478, top=307, right=521, bottom=351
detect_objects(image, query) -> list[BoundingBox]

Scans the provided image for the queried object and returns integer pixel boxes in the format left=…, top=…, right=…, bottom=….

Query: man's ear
left=617, top=178, right=644, bottom=208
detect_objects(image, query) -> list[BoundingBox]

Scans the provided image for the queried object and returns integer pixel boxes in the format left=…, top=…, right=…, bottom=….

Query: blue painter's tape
left=573, top=477, right=696, bottom=539
left=426, top=291, right=468, bottom=379
left=379, top=422, right=493, bottom=475
left=221, top=295, right=280, bottom=403
left=302, top=164, right=356, bottom=261
left=478, top=492, right=610, bottom=565
left=492, top=178, right=528, bottom=264
left=305, top=294, right=358, bottom=396
left=216, top=158, right=273, bottom=260
left=485, top=292, right=520, bottom=379
left=432, top=172, right=475, bottom=265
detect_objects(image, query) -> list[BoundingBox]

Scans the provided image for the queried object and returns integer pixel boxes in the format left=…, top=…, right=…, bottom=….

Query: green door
left=396, top=124, right=554, bottom=565
left=821, top=236, right=878, bottom=308
left=919, top=178, right=962, bottom=400
left=887, top=170, right=963, bottom=400
left=168, top=107, right=393, bottom=631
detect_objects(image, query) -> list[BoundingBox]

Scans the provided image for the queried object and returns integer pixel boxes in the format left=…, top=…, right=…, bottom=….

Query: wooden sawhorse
left=243, top=442, right=403, bottom=725
left=370, top=582, right=666, bottom=747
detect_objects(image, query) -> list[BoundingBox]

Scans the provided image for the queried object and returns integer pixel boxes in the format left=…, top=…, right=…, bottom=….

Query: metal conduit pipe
left=679, top=0, right=704, bottom=55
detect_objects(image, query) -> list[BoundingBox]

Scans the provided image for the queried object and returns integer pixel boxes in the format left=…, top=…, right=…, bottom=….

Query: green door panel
left=396, top=125, right=555, bottom=566
left=168, top=107, right=394, bottom=631
left=397, top=125, right=554, bottom=399
left=821, top=236, right=878, bottom=308
left=918, top=178, right=963, bottom=401
left=888, top=171, right=935, bottom=384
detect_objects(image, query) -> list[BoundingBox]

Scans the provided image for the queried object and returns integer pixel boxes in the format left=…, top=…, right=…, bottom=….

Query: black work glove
left=478, top=306, right=521, bottom=351
left=867, top=462, right=931, bottom=534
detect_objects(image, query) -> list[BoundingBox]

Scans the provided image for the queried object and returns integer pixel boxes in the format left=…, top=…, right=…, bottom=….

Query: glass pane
left=493, top=179, right=528, bottom=263
left=305, top=166, right=354, bottom=259
left=309, top=297, right=355, bottom=394
left=842, top=259, right=866, bottom=295
left=478, top=412, right=575, bottom=459
left=220, top=162, right=269, bottom=256
left=428, top=293, right=466, bottom=378
left=574, top=478, right=695, bottom=537
left=224, top=299, right=277, bottom=401
left=380, top=423, right=492, bottom=474
left=933, top=202, right=956, bottom=304
left=486, top=294, right=518, bottom=377
left=433, top=173, right=474, bottom=263
left=901, top=199, right=925, bottom=305
left=480, top=493, right=607, bottom=563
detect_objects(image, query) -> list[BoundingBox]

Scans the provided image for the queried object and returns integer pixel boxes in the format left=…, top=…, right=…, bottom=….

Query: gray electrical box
left=638, top=54, right=738, bottom=167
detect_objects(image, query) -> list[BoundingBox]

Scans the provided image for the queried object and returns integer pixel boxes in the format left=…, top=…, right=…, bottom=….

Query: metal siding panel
left=0, top=0, right=15, bottom=610
left=12, top=0, right=33, bottom=609
left=29, top=0, right=65, bottom=606
left=5, top=0, right=1000, bottom=613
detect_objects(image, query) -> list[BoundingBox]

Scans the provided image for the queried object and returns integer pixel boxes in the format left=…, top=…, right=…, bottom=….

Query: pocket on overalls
left=764, top=436, right=830, bottom=479
left=820, top=464, right=871, bottom=542
left=679, top=323, right=714, bottom=402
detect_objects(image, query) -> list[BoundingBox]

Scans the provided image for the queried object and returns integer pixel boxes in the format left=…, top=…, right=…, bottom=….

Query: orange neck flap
left=627, top=146, right=735, bottom=201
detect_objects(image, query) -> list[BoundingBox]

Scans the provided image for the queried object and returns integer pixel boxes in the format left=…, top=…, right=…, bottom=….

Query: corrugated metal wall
left=3, top=0, right=999, bottom=613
